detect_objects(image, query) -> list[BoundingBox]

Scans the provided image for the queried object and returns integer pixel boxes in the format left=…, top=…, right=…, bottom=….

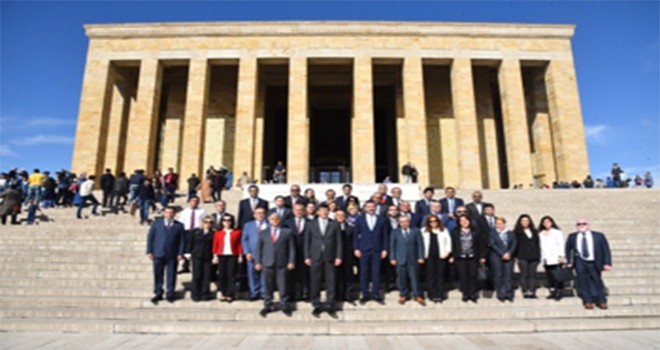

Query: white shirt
left=79, top=180, right=94, bottom=196
left=576, top=230, right=595, bottom=261
left=179, top=207, right=207, bottom=231
left=222, top=229, right=233, bottom=255
left=319, top=218, right=328, bottom=235
left=524, top=228, right=532, bottom=239
left=421, top=228, right=452, bottom=259
left=540, top=228, right=565, bottom=265
left=474, top=203, right=483, bottom=215
left=367, top=214, right=376, bottom=230
left=293, top=217, right=305, bottom=234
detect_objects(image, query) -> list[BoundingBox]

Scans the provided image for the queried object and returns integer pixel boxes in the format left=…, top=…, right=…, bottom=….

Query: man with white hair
left=565, top=219, right=612, bottom=310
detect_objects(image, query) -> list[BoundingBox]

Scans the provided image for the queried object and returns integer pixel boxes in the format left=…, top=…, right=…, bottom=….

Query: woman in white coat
left=538, top=215, right=566, bottom=301
left=421, top=214, right=452, bottom=303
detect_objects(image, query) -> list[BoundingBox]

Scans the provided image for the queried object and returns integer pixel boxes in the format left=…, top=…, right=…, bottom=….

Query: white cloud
left=25, top=117, right=76, bottom=127
left=0, top=144, right=18, bottom=158
left=584, top=124, right=608, bottom=144
left=10, top=134, right=74, bottom=146
left=1, top=115, right=76, bottom=130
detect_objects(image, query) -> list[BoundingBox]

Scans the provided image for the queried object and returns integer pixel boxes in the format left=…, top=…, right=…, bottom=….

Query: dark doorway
left=262, top=85, right=288, bottom=182
left=309, top=108, right=351, bottom=183
left=373, top=86, right=399, bottom=182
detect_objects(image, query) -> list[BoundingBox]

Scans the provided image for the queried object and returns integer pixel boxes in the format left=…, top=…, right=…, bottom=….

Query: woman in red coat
left=212, top=214, right=243, bottom=302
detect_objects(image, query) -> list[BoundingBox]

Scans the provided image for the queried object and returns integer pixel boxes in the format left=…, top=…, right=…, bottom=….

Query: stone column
left=102, top=69, right=127, bottom=174
left=544, top=57, right=590, bottom=182
left=473, top=69, right=501, bottom=189
left=497, top=58, right=533, bottom=187
left=402, top=57, right=430, bottom=186
left=352, top=56, right=376, bottom=183
left=71, top=57, right=112, bottom=176
left=232, top=57, right=258, bottom=179
left=124, top=58, right=162, bottom=175
left=180, top=58, right=210, bottom=179
left=529, top=70, right=557, bottom=187
left=451, top=58, right=483, bottom=189
left=287, top=56, right=309, bottom=183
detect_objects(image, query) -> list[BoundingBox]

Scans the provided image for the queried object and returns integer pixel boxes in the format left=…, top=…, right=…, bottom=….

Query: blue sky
left=1, top=1, right=658, bottom=184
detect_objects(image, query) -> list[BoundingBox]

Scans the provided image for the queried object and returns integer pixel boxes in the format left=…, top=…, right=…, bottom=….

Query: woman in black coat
left=513, top=214, right=541, bottom=298
left=450, top=215, right=486, bottom=303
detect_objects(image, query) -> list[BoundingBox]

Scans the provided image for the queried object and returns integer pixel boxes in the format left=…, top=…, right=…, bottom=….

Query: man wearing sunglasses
left=565, top=219, right=612, bottom=310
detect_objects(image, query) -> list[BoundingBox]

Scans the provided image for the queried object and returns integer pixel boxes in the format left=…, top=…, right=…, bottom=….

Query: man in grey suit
left=255, top=213, right=296, bottom=317
left=304, top=204, right=343, bottom=318
left=389, top=215, right=425, bottom=305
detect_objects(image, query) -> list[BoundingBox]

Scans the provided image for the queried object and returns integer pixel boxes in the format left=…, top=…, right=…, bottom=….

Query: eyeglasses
left=576, top=222, right=588, bottom=226
left=456, top=211, right=467, bottom=214
left=428, top=220, right=439, bottom=223
left=222, top=219, right=232, bottom=222
left=203, top=220, right=213, bottom=224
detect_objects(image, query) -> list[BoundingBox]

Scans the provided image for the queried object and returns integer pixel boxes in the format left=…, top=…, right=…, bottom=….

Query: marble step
left=1, top=316, right=658, bottom=335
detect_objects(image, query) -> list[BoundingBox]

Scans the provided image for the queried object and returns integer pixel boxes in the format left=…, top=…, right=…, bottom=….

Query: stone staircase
left=1, top=188, right=659, bottom=335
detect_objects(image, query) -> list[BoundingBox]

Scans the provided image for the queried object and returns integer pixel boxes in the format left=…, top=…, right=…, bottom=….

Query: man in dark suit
left=237, top=185, right=269, bottom=229
left=415, top=187, right=435, bottom=217
left=281, top=203, right=310, bottom=301
left=439, top=186, right=464, bottom=215
left=466, top=191, right=492, bottom=218
left=370, top=193, right=388, bottom=217
left=565, top=219, right=612, bottom=310
left=383, top=205, right=400, bottom=291
left=389, top=215, right=425, bottom=305
left=335, top=210, right=357, bottom=303
left=254, top=213, right=296, bottom=317
left=353, top=201, right=388, bottom=304
left=336, top=183, right=359, bottom=210
left=489, top=217, right=517, bottom=302
left=399, top=201, right=421, bottom=228
left=146, top=206, right=185, bottom=304
left=377, top=183, right=393, bottom=207
left=211, top=200, right=235, bottom=231
left=420, top=201, right=456, bottom=232
left=267, top=195, right=292, bottom=223
left=284, top=184, right=308, bottom=209
left=304, top=204, right=343, bottom=317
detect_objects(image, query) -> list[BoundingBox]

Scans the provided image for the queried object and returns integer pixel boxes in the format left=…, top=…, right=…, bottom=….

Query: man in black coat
left=284, top=184, right=308, bottom=209
left=304, top=204, right=343, bottom=317
left=335, top=210, right=357, bottom=303
left=254, top=213, right=296, bottom=317
left=99, top=168, right=115, bottom=208
left=237, top=185, right=269, bottom=229
left=281, top=203, right=310, bottom=301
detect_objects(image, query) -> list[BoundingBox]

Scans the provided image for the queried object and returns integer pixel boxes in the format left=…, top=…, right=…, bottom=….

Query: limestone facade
left=72, top=21, right=590, bottom=188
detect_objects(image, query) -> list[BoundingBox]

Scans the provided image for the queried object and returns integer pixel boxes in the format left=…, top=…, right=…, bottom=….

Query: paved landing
left=2, top=330, right=659, bottom=350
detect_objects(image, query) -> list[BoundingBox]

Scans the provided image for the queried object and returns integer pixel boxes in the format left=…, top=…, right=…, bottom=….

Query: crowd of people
left=147, top=183, right=613, bottom=318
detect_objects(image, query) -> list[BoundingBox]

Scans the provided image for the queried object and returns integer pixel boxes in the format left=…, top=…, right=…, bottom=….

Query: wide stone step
left=1, top=316, right=658, bottom=335
left=3, top=293, right=658, bottom=311
left=0, top=278, right=660, bottom=298
left=2, top=303, right=659, bottom=323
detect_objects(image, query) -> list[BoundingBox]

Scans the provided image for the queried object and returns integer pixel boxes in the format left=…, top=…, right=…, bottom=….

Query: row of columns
left=73, top=54, right=589, bottom=188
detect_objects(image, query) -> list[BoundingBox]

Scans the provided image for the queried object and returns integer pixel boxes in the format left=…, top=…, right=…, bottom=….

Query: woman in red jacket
left=212, top=214, right=243, bottom=302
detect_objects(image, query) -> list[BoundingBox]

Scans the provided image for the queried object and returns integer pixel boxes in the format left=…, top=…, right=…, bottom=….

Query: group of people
left=146, top=183, right=613, bottom=318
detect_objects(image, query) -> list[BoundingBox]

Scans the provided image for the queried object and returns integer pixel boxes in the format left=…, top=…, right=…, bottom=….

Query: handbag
left=551, top=266, right=576, bottom=283
left=477, top=262, right=490, bottom=281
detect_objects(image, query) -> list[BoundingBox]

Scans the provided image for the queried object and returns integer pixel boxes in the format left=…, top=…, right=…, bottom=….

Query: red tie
left=271, top=228, right=277, bottom=243
left=190, top=208, right=195, bottom=228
